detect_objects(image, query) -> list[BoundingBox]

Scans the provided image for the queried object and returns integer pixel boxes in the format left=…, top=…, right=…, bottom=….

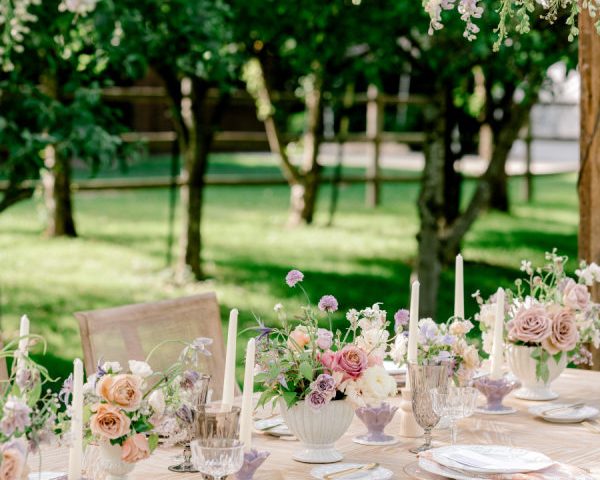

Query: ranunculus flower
left=90, top=404, right=131, bottom=440
left=507, top=305, right=552, bottom=344
left=542, top=307, right=579, bottom=354
left=316, top=329, right=333, bottom=350
left=305, top=389, right=329, bottom=410
left=128, top=360, right=153, bottom=379
left=318, top=350, right=337, bottom=371
left=288, top=326, right=311, bottom=350
left=562, top=278, right=590, bottom=311
left=121, top=433, right=150, bottom=463
left=310, top=373, right=337, bottom=397
left=0, top=439, right=27, bottom=480
left=98, top=374, right=143, bottom=411
left=334, top=345, right=368, bottom=381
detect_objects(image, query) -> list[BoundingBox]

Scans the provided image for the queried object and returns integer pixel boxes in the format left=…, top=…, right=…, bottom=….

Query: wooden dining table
left=30, top=368, right=600, bottom=479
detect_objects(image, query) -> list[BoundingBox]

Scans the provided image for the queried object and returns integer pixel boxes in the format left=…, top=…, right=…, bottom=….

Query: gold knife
left=323, top=463, right=379, bottom=480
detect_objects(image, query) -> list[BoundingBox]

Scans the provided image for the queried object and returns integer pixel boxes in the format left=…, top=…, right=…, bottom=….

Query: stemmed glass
left=432, top=386, right=478, bottom=444
left=408, top=362, right=449, bottom=454
left=168, top=373, right=211, bottom=473
left=191, top=438, right=245, bottom=480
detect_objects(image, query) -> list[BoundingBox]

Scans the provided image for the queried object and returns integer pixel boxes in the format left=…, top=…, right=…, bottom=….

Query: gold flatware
left=540, top=403, right=585, bottom=416
left=324, top=463, right=379, bottom=480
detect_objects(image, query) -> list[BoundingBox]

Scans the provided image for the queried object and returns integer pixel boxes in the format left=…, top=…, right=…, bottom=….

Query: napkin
left=419, top=452, right=594, bottom=480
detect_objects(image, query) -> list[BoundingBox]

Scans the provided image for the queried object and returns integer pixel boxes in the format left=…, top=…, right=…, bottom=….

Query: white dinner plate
left=528, top=403, right=599, bottom=423
left=28, top=473, right=67, bottom=480
left=417, top=457, right=491, bottom=480
left=254, top=416, right=285, bottom=431
left=383, top=360, right=406, bottom=375
left=311, top=463, right=393, bottom=480
left=430, top=445, right=553, bottom=474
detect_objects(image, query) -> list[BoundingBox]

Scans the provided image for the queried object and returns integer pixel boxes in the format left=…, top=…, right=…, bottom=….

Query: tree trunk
left=488, top=166, right=509, bottom=212
left=42, top=145, right=77, bottom=237
left=578, top=11, right=600, bottom=368
left=288, top=74, right=323, bottom=226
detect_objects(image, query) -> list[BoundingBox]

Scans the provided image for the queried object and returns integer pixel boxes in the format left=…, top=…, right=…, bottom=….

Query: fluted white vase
left=279, top=399, right=354, bottom=463
left=508, top=345, right=567, bottom=401
left=98, top=442, right=135, bottom=480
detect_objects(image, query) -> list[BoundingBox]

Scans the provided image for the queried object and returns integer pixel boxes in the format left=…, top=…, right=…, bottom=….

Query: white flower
left=346, top=309, right=359, bottom=328
left=520, top=260, right=533, bottom=275
left=273, top=303, right=283, bottom=312
left=102, top=361, right=122, bottom=373
left=128, top=360, right=153, bottom=378
left=355, top=366, right=397, bottom=405
left=148, top=389, right=166, bottom=417
left=477, top=304, right=496, bottom=329
left=356, top=328, right=389, bottom=354
left=390, top=335, right=408, bottom=364
left=449, top=320, right=474, bottom=336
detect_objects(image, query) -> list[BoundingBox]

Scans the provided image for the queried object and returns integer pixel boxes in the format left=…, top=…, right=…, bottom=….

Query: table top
left=29, top=368, right=600, bottom=479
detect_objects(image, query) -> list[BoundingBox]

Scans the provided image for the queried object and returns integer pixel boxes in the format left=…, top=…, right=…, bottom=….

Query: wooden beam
left=578, top=11, right=600, bottom=369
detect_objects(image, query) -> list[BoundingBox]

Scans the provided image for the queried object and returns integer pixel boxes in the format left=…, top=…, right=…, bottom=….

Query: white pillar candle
left=407, top=281, right=419, bottom=390
left=18, top=315, right=30, bottom=355
left=221, top=309, right=238, bottom=406
left=454, top=254, right=464, bottom=320
left=490, top=288, right=505, bottom=380
left=68, top=359, right=84, bottom=480
left=239, top=338, right=255, bottom=451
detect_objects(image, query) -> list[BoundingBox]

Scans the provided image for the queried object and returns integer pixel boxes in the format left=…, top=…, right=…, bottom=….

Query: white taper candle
left=221, top=309, right=238, bottom=406
left=490, top=288, right=505, bottom=380
left=239, top=338, right=256, bottom=451
left=68, top=358, right=84, bottom=480
left=454, top=254, right=464, bottom=320
left=407, top=280, right=420, bottom=389
left=18, top=315, right=30, bottom=355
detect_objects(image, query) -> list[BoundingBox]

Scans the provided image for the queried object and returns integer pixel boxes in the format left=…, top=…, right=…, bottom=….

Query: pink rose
left=542, top=307, right=579, bottom=354
left=316, top=329, right=333, bottom=350
left=333, top=345, right=368, bottom=381
left=121, top=433, right=150, bottom=463
left=98, top=374, right=143, bottom=412
left=562, top=279, right=590, bottom=311
left=90, top=403, right=131, bottom=440
left=507, top=305, right=552, bottom=344
left=288, top=326, right=311, bottom=350
left=0, top=440, right=27, bottom=480
left=318, top=350, right=337, bottom=371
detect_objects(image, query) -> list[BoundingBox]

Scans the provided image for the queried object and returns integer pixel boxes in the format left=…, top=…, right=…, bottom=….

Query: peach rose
left=121, top=434, right=150, bottom=464
left=98, top=374, right=143, bottom=411
left=90, top=404, right=131, bottom=440
left=288, top=326, right=311, bottom=350
left=542, top=307, right=579, bottom=354
left=562, top=279, right=590, bottom=311
left=507, top=305, right=552, bottom=344
left=0, top=441, right=27, bottom=480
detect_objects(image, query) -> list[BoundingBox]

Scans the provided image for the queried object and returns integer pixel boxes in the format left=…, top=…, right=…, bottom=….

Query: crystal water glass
left=195, top=404, right=241, bottom=440
left=408, top=362, right=449, bottom=454
left=432, top=386, right=478, bottom=444
left=191, top=438, right=245, bottom=480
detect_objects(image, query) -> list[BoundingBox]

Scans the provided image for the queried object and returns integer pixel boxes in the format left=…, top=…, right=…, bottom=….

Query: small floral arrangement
left=390, top=316, right=481, bottom=386
left=77, top=337, right=213, bottom=464
left=254, top=270, right=397, bottom=410
left=0, top=334, right=64, bottom=480
left=475, top=250, right=600, bottom=381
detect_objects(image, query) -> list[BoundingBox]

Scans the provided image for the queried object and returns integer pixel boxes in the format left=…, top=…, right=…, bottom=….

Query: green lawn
left=0, top=157, right=579, bottom=383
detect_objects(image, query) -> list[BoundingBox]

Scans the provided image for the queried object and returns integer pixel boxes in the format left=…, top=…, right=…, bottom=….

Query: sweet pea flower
left=316, top=328, right=333, bottom=350
left=394, top=309, right=409, bottom=331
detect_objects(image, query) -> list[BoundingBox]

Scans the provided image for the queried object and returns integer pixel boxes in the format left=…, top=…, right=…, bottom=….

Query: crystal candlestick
left=234, top=450, right=270, bottom=480
left=353, top=403, right=398, bottom=446
left=473, top=375, right=520, bottom=414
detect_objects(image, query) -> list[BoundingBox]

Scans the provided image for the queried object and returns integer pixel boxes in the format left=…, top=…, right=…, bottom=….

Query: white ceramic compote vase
left=508, top=345, right=567, bottom=401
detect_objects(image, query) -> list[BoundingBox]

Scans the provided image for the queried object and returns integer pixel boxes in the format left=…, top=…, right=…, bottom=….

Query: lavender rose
left=305, top=389, right=329, bottom=410
left=562, top=278, right=590, bottom=311
left=310, top=373, right=337, bottom=397
left=542, top=307, right=579, bottom=354
left=507, top=305, right=552, bottom=344
left=316, top=328, right=333, bottom=350
left=334, top=345, right=368, bottom=381
left=285, top=269, right=304, bottom=287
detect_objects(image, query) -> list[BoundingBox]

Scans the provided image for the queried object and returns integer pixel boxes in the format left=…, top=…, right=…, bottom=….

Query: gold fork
left=324, top=463, right=379, bottom=480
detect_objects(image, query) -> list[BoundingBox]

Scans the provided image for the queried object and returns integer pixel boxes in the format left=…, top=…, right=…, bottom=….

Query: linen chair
left=75, top=293, right=236, bottom=400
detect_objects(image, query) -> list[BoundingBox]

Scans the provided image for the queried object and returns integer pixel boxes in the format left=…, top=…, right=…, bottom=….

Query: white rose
left=356, top=366, right=397, bottom=405
left=148, top=389, right=166, bottom=417
left=128, top=360, right=153, bottom=378
left=102, top=361, right=122, bottom=373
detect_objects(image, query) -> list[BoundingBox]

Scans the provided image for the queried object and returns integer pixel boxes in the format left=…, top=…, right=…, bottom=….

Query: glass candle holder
left=353, top=402, right=399, bottom=446
left=473, top=375, right=520, bottom=414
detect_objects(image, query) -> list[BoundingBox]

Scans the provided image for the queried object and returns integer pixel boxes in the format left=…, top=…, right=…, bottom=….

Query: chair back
left=75, top=293, right=231, bottom=400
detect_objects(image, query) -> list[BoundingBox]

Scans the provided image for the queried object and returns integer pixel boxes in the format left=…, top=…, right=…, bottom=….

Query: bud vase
left=98, top=442, right=135, bottom=480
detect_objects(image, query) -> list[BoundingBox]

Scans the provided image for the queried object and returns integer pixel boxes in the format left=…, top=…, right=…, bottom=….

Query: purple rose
left=318, top=295, right=338, bottom=313
left=333, top=345, right=368, bottom=381
left=310, top=374, right=337, bottom=397
left=542, top=306, right=579, bottom=354
left=316, top=328, right=333, bottom=350
left=305, top=389, right=329, bottom=410
left=394, top=309, right=409, bottom=330
left=508, top=305, right=552, bottom=344
left=285, top=269, right=304, bottom=287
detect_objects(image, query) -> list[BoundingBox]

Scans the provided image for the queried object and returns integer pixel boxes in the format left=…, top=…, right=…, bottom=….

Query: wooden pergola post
left=578, top=11, right=600, bottom=367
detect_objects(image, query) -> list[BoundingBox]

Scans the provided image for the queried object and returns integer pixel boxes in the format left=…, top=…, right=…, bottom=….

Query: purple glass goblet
left=234, top=449, right=270, bottom=480
left=473, top=375, right=521, bottom=414
left=353, top=402, right=399, bottom=445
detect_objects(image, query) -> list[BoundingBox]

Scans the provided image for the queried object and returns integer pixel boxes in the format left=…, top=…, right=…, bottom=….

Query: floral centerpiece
left=253, top=270, right=397, bottom=462
left=0, top=336, right=64, bottom=480
left=390, top=316, right=480, bottom=386
left=475, top=250, right=600, bottom=393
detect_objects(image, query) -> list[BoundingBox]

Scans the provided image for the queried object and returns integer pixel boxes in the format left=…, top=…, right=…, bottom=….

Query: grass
left=0, top=154, right=579, bottom=383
